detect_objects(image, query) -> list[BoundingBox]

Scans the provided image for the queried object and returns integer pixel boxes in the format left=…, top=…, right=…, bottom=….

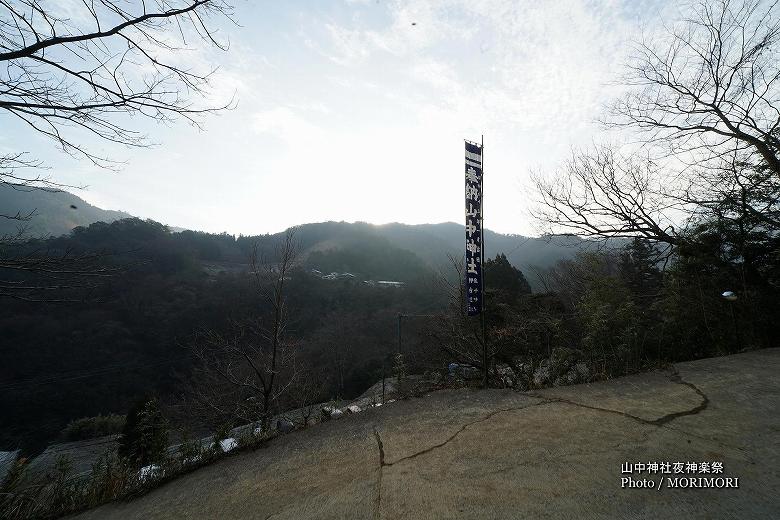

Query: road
left=74, top=348, right=780, bottom=519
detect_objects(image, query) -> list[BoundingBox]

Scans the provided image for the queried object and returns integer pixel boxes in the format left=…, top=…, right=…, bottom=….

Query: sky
left=3, top=0, right=677, bottom=236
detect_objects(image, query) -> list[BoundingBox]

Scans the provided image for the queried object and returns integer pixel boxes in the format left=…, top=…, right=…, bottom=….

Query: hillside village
left=310, top=269, right=406, bottom=287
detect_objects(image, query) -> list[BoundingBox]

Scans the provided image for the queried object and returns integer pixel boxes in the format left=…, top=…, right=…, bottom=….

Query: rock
left=321, top=406, right=344, bottom=421
left=515, top=362, right=530, bottom=375
left=553, top=372, right=574, bottom=387
left=495, top=364, right=515, bottom=387
left=219, top=438, right=238, bottom=453
left=277, top=419, right=295, bottom=434
left=532, top=349, right=586, bottom=387
left=426, top=370, right=443, bottom=384
left=533, top=360, right=551, bottom=386
left=448, top=363, right=481, bottom=380
left=574, top=362, right=590, bottom=381
left=182, top=455, right=201, bottom=466
left=511, top=361, right=533, bottom=389
left=346, top=405, right=361, bottom=414
left=550, top=347, right=580, bottom=373
left=138, top=464, right=161, bottom=481
left=552, top=362, right=591, bottom=387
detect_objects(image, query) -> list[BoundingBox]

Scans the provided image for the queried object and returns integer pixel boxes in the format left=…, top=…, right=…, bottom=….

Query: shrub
left=118, top=397, right=169, bottom=468
left=60, top=414, right=125, bottom=441
left=177, top=436, right=204, bottom=464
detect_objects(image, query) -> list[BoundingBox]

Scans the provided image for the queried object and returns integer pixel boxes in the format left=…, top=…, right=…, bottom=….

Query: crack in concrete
left=531, top=374, right=754, bottom=460
left=369, top=399, right=551, bottom=518
left=528, top=367, right=710, bottom=428
left=372, top=427, right=385, bottom=520
left=381, top=400, right=550, bottom=468
left=658, top=367, right=709, bottom=425
left=367, top=368, right=716, bottom=515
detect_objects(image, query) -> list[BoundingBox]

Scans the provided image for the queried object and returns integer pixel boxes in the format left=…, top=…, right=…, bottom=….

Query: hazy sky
left=4, top=0, right=676, bottom=236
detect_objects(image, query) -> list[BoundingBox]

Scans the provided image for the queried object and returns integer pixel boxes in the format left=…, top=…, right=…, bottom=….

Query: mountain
left=0, top=184, right=132, bottom=238
left=372, top=222, right=590, bottom=280
left=0, top=188, right=593, bottom=288
left=268, top=221, right=589, bottom=289
left=0, top=209, right=596, bottom=452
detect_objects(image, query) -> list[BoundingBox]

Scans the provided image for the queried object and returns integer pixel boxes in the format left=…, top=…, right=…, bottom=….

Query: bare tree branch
left=184, top=228, right=302, bottom=431
left=532, top=146, right=682, bottom=246
left=608, top=0, right=780, bottom=177
left=0, top=0, right=235, bottom=189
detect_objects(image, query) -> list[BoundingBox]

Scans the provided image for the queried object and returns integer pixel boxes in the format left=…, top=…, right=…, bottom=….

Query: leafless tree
left=534, top=0, right=780, bottom=247
left=609, top=0, right=780, bottom=176
left=1, top=0, right=234, bottom=193
left=286, top=365, right=326, bottom=427
left=0, top=1, right=234, bottom=300
left=429, top=254, right=492, bottom=373
left=532, top=146, right=682, bottom=248
left=313, top=311, right=360, bottom=399
left=185, top=228, right=301, bottom=431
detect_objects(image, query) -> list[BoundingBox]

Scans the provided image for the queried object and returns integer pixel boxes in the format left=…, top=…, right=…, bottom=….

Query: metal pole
left=397, top=313, right=402, bottom=355
left=729, top=302, right=740, bottom=348
left=480, top=134, right=488, bottom=388
left=397, top=313, right=402, bottom=391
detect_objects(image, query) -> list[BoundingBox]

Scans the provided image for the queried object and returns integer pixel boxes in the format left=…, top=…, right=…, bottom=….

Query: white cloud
left=289, top=0, right=662, bottom=235
left=252, top=107, right=324, bottom=143
left=8, top=0, right=677, bottom=236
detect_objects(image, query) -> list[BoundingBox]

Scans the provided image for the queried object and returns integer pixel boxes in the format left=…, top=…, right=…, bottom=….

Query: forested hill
left=1, top=187, right=589, bottom=288
left=1, top=218, right=444, bottom=453
left=0, top=184, right=132, bottom=238
left=0, top=196, right=590, bottom=453
left=370, top=222, right=589, bottom=280
left=263, top=221, right=589, bottom=288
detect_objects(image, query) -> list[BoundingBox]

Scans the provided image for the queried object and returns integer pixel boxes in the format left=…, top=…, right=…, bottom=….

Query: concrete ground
left=74, top=349, right=780, bottom=519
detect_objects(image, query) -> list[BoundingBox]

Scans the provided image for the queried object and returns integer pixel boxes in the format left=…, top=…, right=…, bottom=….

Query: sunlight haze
left=2, top=0, right=672, bottom=236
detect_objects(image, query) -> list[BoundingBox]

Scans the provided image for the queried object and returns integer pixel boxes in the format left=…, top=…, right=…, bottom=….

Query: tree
left=484, top=253, right=532, bottom=301
left=609, top=0, right=780, bottom=178
left=618, top=238, right=662, bottom=297
left=0, top=0, right=234, bottom=191
left=118, top=397, right=169, bottom=468
left=541, top=252, right=646, bottom=376
left=534, top=1, right=780, bottom=248
left=0, top=1, right=234, bottom=300
left=576, top=260, right=641, bottom=377
left=315, top=311, right=360, bottom=399
left=185, top=228, right=301, bottom=431
left=430, top=253, right=524, bottom=386
left=532, top=145, right=682, bottom=247
left=430, top=254, right=490, bottom=371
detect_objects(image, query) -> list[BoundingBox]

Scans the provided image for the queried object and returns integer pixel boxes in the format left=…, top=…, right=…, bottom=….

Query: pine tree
left=484, top=253, right=532, bottom=300
left=618, top=238, right=662, bottom=298
left=118, top=397, right=169, bottom=468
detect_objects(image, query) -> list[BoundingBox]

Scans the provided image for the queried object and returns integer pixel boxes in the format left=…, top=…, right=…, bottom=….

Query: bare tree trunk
left=185, top=227, right=301, bottom=433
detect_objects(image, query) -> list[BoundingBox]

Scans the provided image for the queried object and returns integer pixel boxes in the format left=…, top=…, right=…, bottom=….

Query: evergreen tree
left=118, top=397, right=169, bottom=468
left=618, top=238, right=662, bottom=298
left=484, top=253, right=532, bottom=300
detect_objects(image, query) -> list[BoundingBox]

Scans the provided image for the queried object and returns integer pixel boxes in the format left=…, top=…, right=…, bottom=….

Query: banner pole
left=480, top=134, right=488, bottom=388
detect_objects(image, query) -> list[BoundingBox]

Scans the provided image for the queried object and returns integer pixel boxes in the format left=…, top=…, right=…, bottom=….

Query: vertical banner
left=465, top=140, right=483, bottom=316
